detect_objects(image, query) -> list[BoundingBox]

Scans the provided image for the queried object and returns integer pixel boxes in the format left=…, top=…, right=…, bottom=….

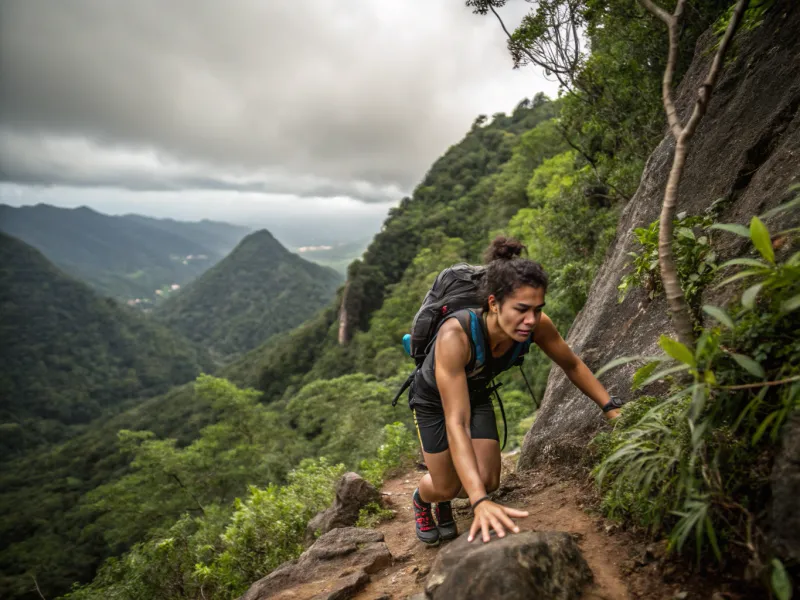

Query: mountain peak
left=232, top=228, right=286, bottom=256
left=154, top=226, right=342, bottom=359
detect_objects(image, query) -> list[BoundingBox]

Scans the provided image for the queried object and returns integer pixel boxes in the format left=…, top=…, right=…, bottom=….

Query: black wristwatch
left=602, top=395, right=625, bottom=413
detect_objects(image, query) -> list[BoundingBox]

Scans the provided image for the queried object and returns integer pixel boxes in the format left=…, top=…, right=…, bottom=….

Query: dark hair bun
left=483, top=236, right=526, bottom=263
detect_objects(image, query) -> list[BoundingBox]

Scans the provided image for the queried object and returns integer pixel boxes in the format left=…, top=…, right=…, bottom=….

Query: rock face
left=238, top=528, right=392, bottom=600
left=306, top=472, right=381, bottom=543
left=518, top=2, right=800, bottom=471
left=769, top=412, right=800, bottom=564
left=423, top=531, right=592, bottom=600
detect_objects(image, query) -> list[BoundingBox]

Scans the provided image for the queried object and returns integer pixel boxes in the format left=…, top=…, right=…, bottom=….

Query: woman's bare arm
left=534, top=314, right=619, bottom=418
left=435, top=320, right=487, bottom=503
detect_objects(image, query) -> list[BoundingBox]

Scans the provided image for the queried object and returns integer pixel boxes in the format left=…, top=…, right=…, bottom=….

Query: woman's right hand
left=468, top=500, right=529, bottom=543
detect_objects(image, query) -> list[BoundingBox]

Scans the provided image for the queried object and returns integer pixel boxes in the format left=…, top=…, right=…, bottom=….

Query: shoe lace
left=414, top=497, right=436, bottom=531
left=436, top=501, right=454, bottom=524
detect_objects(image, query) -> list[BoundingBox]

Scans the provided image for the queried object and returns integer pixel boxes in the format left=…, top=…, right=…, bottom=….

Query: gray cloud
left=0, top=0, right=556, bottom=201
left=0, top=128, right=404, bottom=202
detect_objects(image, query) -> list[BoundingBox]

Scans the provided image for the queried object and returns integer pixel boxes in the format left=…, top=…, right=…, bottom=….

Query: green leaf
left=632, top=362, right=660, bottom=390
left=710, top=222, right=750, bottom=237
left=715, top=270, right=761, bottom=288
left=761, top=195, right=800, bottom=219
left=753, top=412, right=780, bottom=445
left=730, top=353, right=765, bottom=379
left=750, top=217, right=775, bottom=264
left=771, top=558, right=793, bottom=600
left=690, top=384, right=709, bottom=421
left=659, top=335, right=696, bottom=367
left=741, top=283, right=764, bottom=310
left=638, top=364, right=691, bottom=388
left=594, top=355, right=667, bottom=379
left=717, top=257, right=769, bottom=269
left=702, top=305, right=734, bottom=329
left=781, top=294, right=800, bottom=313
left=705, top=515, right=722, bottom=562
left=676, top=227, right=695, bottom=240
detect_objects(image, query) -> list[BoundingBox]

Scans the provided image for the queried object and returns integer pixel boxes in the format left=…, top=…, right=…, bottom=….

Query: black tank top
left=409, top=308, right=533, bottom=409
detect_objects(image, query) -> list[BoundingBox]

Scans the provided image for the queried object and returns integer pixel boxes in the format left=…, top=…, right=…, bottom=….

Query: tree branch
left=720, top=375, right=800, bottom=390
left=489, top=2, right=574, bottom=90
left=639, top=0, right=750, bottom=348
left=32, top=576, right=46, bottom=600
left=638, top=0, right=673, bottom=24
left=556, top=122, right=632, bottom=201
left=169, top=473, right=205, bottom=515
left=684, top=0, right=750, bottom=136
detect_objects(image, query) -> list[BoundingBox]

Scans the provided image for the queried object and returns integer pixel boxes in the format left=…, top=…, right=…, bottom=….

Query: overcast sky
left=0, top=0, right=558, bottom=246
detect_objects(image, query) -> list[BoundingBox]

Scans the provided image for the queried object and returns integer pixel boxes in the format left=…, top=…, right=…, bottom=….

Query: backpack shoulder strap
left=506, top=332, right=534, bottom=368
left=441, top=309, right=487, bottom=373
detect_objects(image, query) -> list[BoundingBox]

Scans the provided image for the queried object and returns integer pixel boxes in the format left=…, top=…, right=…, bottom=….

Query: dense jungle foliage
left=1, top=1, right=795, bottom=598
left=0, top=233, right=214, bottom=453
left=594, top=205, right=799, bottom=598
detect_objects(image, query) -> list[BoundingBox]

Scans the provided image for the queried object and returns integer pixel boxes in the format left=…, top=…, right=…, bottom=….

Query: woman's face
left=489, top=285, right=546, bottom=342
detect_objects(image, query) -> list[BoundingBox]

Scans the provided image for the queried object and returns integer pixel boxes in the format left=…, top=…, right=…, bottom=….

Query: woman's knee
left=425, top=470, right=462, bottom=500
left=438, top=480, right=462, bottom=499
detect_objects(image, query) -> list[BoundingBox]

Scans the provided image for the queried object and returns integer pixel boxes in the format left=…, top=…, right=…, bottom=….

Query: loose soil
left=353, top=456, right=758, bottom=600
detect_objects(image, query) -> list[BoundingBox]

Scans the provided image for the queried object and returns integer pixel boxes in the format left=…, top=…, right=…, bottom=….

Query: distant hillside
left=0, top=232, right=214, bottom=453
left=122, top=213, right=251, bottom=256
left=0, top=204, right=251, bottom=302
left=153, top=229, right=343, bottom=361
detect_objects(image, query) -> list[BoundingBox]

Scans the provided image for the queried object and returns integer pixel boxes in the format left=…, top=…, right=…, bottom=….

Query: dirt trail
left=353, top=459, right=726, bottom=600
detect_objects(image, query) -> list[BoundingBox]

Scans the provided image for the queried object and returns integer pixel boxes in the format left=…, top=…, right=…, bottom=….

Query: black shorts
left=411, top=399, right=499, bottom=454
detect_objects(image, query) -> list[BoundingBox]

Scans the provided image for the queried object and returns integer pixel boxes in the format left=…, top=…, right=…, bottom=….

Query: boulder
left=239, top=527, right=392, bottom=600
left=306, top=472, right=381, bottom=543
left=769, top=412, right=800, bottom=563
left=519, top=1, right=800, bottom=472
left=423, top=531, right=592, bottom=600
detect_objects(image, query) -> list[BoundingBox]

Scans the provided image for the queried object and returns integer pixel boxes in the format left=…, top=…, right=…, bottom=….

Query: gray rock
left=424, top=530, right=592, bottom=600
left=313, top=570, right=370, bottom=600
left=239, top=527, right=392, bottom=600
left=306, top=472, right=381, bottom=543
left=518, top=3, right=800, bottom=472
left=769, top=412, right=800, bottom=563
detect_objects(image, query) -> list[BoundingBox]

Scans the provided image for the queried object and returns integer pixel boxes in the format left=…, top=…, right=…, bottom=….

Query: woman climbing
left=409, top=236, right=622, bottom=546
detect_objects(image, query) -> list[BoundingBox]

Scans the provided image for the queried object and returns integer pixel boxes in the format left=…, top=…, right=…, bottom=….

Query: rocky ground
left=355, top=461, right=757, bottom=600
left=240, top=454, right=764, bottom=599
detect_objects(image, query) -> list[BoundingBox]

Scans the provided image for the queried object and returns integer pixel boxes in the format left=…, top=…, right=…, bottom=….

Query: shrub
left=359, top=422, right=419, bottom=487
left=355, top=502, right=395, bottom=528
left=595, top=214, right=799, bottom=595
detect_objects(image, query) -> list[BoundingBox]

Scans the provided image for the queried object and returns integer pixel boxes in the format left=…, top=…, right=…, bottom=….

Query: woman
left=409, top=236, right=622, bottom=546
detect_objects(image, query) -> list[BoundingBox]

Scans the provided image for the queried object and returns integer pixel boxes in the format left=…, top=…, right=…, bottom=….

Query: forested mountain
left=0, top=204, right=251, bottom=302
left=0, top=233, right=214, bottom=453
left=152, top=230, right=343, bottom=361
left=4, top=1, right=798, bottom=598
